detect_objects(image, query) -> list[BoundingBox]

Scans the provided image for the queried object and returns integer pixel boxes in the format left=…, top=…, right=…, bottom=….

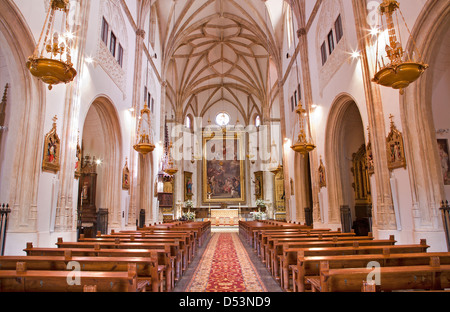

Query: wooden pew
left=0, top=262, right=148, bottom=292
left=0, top=253, right=163, bottom=292
left=283, top=240, right=429, bottom=291
left=262, top=234, right=372, bottom=265
left=98, top=231, right=196, bottom=261
left=238, top=220, right=312, bottom=248
left=256, top=230, right=347, bottom=258
left=78, top=235, right=192, bottom=271
left=24, top=243, right=175, bottom=291
left=308, top=261, right=450, bottom=292
left=56, top=238, right=184, bottom=283
left=139, top=220, right=211, bottom=248
left=293, top=250, right=450, bottom=292
left=269, top=236, right=396, bottom=282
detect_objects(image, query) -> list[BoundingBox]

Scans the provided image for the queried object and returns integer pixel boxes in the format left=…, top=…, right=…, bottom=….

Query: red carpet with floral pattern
left=186, top=233, right=267, bottom=292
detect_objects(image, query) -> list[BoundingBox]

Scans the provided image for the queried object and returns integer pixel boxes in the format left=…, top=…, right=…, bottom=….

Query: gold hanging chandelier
left=133, top=103, right=155, bottom=155
left=160, top=117, right=177, bottom=176
left=286, top=4, right=315, bottom=157
left=26, top=0, right=77, bottom=90
left=163, top=141, right=178, bottom=176
left=268, top=139, right=283, bottom=174
left=291, top=103, right=316, bottom=156
left=372, top=0, right=428, bottom=93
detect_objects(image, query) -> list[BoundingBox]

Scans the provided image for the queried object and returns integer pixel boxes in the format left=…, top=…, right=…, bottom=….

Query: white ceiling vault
left=142, top=0, right=293, bottom=125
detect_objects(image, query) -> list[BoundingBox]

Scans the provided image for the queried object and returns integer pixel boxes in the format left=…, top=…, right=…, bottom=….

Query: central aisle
left=185, top=231, right=268, bottom=292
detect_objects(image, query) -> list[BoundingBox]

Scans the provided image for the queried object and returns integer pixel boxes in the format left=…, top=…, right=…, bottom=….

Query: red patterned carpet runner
left=186, top=233, right=267, bottom=292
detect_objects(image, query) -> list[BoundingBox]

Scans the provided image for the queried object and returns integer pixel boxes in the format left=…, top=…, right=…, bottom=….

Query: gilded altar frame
left=202, top=131, right=245, bottom=203
left=122, top=158, right=130, bottom=190
left=254, top=171, right=264, bottom=200
left=184, top=171, right=193, bottom=201
left=42, top=116, right=61, bottom=173
left=386, top=116, right=407, bottom=170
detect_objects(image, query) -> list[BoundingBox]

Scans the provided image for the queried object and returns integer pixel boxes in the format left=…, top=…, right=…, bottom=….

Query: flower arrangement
left=182, top=212, right=195, bottom=221
left=250, top=211, right=267, bottom=220
left=184, top=200, right=193, bottom=208
left=255, top=199, right=266, bottom=207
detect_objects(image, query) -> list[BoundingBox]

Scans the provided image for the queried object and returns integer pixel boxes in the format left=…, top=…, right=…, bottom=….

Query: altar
left=211, top=209, right=239, bottom=219
left=180, top=206, right=265, bottom=225
left=210, top=209, right=239, bottom=226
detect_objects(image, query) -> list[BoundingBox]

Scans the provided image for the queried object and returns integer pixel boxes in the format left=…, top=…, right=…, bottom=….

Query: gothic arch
left=324, top=93, right=366, bottom=226
left=0, top=0, right=46, bottom=235
left=82, top=95, right=123, bottom=230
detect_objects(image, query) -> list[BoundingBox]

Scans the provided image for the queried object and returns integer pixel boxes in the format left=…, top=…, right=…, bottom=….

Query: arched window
left=255, top=115, right=261, bottom=128
left=148, top=6, right=156, bottom=48
left=185, top=115, right=193, bottom=129
left=286, top=5, right=294, bottom=49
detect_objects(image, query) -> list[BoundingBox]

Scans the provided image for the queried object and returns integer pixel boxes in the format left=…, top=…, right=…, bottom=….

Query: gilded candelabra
left=372, top=0, right=428, bottom=93
left=26, top=0, right=77, bottom=90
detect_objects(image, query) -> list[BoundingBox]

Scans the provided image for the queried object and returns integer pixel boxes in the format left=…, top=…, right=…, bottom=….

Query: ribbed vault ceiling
left=150, top=0, right=289, bottom=124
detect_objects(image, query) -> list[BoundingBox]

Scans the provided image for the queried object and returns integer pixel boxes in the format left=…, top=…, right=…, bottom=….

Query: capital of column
left=297, top=28, right=307, bottom=38
left=136, top=29, right=146, bottom=39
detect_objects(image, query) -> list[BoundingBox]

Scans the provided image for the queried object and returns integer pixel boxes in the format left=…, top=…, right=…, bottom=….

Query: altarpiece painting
left=438, top=139, right=450, bottom=185
left=203, top=132, right=245, bottom=203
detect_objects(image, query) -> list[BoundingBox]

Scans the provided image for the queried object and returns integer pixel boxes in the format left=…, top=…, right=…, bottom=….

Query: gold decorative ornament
left=268, top=140, right=282, bottom=174
left=372, top=0, right=428, bottom=93
left=386, top=115, right=406, bottom=170
left=122, top=158, right=130, bottom=190
left=203, top=117, right=216, bottom=140
left=74, top=131, right=81, bottom=179
left=291, top=104, right=316, bottom=155
left=163, top=141, right=178, bottom=176
left=26, top=0, right=77, bottom=90
left=366, top=127, right=375, bottom=175
left=42, top=116, right=61, bottom=173
left=318, top=156, right=327, bottom=189
left=133, top=103, right=155, bottom=155
left=269, top=164, right=283, bottom=174
left=160, top=118, right=177, bottom=176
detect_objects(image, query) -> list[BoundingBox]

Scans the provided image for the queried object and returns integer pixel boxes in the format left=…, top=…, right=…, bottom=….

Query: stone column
left=277, top=80, right=291, bottom=220
left=56, top=0, right=91, bottom=233
left=127, top=23, right=146, bottom=228
left=295, top=3, right=322, bottom=224
left=352, top=0, right=397, bottom=230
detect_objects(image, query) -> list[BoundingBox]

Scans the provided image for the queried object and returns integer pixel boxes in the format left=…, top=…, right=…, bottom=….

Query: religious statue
left=318, top=156, right=326, bottom=188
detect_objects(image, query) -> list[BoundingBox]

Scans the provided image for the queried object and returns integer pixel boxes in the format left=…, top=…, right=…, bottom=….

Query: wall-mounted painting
left=254, top=171, right=264, bottom=200
left=42, top=116, right=61, bottom=173
left=122, top=158, right=130, bottom=190
left=184, top=171, right=193, bottom=201
left=203, top=131, right=245, bottom=203
left=386, top=115, right=406, bottom=170
left=438, top=139, right=450, bottom=185
left=74, top=136, right=81, bottom=179
left=366, top=128, right=374, bottom=175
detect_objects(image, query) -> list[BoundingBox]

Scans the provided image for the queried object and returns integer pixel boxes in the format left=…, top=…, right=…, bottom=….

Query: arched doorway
left=325, top=95, right=371, bottom=232
left=80, top=96, right=122, bottom=236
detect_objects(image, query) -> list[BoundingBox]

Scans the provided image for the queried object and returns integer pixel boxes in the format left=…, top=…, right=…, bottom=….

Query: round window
left=215, top=112, right=230, bottom=126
